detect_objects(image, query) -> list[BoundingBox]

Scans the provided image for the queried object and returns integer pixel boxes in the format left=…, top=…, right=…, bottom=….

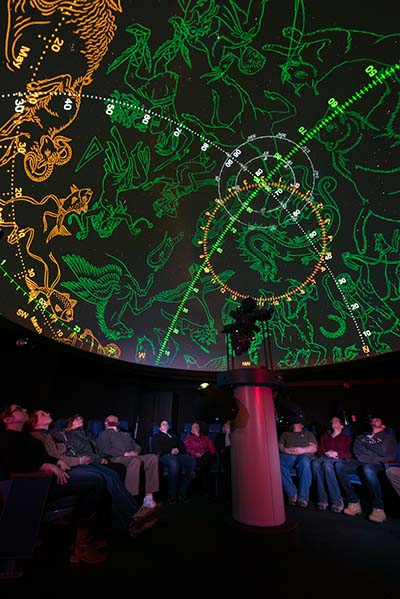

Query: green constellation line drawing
left=1, top=59, right=398, bottom=366
left=155, top=62, right=399, bottom=365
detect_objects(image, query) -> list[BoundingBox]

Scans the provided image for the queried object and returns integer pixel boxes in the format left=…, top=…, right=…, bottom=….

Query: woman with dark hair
left=311, top=416, right=353, bottom=512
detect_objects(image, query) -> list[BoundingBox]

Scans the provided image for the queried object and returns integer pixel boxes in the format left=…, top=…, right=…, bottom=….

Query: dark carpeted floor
left=2, top=491, right=400, bottom=598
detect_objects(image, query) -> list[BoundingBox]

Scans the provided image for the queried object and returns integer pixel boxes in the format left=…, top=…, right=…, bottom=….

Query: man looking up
left=97, top=415, right=160, bottom=512
left=335, top=414, right=397, bottom=523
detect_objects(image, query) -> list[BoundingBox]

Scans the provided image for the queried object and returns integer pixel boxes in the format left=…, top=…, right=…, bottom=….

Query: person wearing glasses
left=0, top=403, right=108, bottom=564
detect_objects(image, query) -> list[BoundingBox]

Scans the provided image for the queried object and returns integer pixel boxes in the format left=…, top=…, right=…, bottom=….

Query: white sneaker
left=142, top=496, right=157, bottom=509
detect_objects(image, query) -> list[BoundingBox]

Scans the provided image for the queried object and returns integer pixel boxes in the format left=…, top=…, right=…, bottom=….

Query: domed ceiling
left=0, top=0, right=399, bottom=372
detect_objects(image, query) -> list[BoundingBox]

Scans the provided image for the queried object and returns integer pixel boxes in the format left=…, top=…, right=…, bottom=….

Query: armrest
left=10, top=472, right=52, bottom=479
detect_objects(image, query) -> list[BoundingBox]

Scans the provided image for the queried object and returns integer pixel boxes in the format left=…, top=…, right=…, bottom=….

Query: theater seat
left=86, top=419, right=104, bottom=440
left=384, top=442, right=400, bottom=469
left=0, top=471, right=76, bottom=579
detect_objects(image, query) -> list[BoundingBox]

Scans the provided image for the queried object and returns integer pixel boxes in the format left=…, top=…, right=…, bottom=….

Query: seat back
left=51, top=418, right=68, bottom=433
left=180, top=422, right=192, bottom=441
left=119, top=419, right=129, bottom=432
left=395, top=441, right=400, bottom=460
left=208, top=423, right=222, bottom=444
left=148, top=425, right=160, bottom=452
left=0, top=475, right=52, bottom=560
left=0, top=473, right=77, bottom=579
left=384, top=441, right=400, bottom=470
left=86, top=419, right=103, bottom=440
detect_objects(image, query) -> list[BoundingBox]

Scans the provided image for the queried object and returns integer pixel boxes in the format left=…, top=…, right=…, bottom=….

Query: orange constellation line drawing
left=2, top=0, right=122, bottom=179
left=0, top=214, right=77, bottom=321
left=0, top=185, right=93, bottom=242
left=60, top=327, right=121, bottom=358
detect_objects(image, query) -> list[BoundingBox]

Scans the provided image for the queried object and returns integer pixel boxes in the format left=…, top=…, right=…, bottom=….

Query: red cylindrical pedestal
left=230, top=384, right=285, bottom=527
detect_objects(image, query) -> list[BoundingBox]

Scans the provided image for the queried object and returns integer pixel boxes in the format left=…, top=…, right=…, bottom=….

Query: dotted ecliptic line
left=321, top=260, right=370, bottom=354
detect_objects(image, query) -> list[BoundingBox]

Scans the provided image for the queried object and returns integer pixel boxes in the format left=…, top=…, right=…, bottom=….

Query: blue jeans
left=311, top=457, right=342, bottom=506
left=335, top=459, right=386, bottom=509
left=279, top=454, right=313, bottom=501
left=49, top=467, right=106, bottom=519
left=71, top=464, right=138, bottom=529
left=159, top=454, right=196, bottom=499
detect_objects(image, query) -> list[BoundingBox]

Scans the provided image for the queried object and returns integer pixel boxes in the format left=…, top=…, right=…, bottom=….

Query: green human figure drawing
left=198, top=0, right=269, bottom=128
left=70, top=125, right=153, bottom=239
left=152, top=152, right=217, bottom=219
left=342, top=207, right=400, bottom=302
left=107, top=23, right=195, bottom=169
left=260, top=280, right=328, bottom=368
left=149, top=263, right=234, bottom=352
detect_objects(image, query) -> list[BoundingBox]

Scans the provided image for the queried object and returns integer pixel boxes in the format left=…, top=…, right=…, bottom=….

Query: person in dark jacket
left=151, top=419, right=196, bottom=504
left=0, top=403, right=108, bottom=564
left=55, top=413, right=126, bottom=481
left=30, top=409, right=159, bottom=534
left=335, top=414, right=398, bottom=523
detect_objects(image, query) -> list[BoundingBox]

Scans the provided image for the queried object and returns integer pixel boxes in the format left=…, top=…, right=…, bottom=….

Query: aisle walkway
left=3, top=495, right=400, bottom=597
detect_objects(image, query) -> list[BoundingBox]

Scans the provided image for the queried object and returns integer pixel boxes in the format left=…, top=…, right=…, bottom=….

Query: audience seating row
left=148, top=423, right=224, bottom=496
left=289, top=441, right=400, bottom=503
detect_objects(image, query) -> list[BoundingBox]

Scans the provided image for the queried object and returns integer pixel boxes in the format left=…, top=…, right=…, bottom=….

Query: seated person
left=278, top=416, right=318, bottom=508
left=55, top=414, right=126, bottom=480
left=0, top=403, right=108, bottom=565
left=151, top=419, right=196, bottom=504
left=335, top=413, right=398, bottom=523
left=96, top=415, right=160, bottom=511
left=183, top=422, right=216, bottom=496
left=311, top=416, right=353, bottom=512
left=48, top=412, right=158, bottom=532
